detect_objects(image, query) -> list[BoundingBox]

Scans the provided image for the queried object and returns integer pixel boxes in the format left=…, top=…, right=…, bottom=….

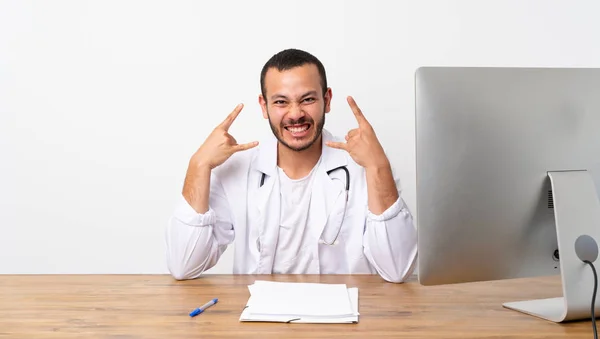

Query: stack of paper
left=239, top=280, right=359, bottom=323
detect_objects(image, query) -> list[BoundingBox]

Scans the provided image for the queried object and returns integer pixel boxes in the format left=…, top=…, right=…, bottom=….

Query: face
left=259, top=64, right=332, bottom=152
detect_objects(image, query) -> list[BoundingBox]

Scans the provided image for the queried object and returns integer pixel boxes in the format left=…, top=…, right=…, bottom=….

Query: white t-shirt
left=271, top=161, right=320, bottom=274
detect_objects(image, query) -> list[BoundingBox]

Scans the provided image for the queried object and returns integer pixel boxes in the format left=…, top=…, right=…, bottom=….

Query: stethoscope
left=259, top=165, right=350, bottom=245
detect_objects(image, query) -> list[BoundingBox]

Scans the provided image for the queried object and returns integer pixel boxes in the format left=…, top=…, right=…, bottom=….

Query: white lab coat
left=165, top=129, right=418, bottom=283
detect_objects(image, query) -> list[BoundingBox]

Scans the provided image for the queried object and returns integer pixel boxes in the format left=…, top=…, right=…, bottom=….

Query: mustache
left=282, top=116, right=313, bottom=126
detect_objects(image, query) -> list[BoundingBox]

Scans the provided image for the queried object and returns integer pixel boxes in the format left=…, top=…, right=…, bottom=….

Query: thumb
left=232, top=141, right=259, bottom=153
left=326, top=141, right=348, bottom=151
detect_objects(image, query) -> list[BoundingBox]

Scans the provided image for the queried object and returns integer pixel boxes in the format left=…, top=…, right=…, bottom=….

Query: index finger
left=347, top=96, right=368, bottom=125
left=220, top=103, right=244, bottom=130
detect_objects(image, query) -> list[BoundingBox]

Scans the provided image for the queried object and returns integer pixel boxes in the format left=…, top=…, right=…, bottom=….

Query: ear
left=324, top=88, right=332, bottom=114
left=258, top=94, right=268, bottom=119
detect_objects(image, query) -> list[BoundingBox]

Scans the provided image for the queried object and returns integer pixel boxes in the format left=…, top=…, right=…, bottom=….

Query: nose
left=287, top=103, right=305, bottom=121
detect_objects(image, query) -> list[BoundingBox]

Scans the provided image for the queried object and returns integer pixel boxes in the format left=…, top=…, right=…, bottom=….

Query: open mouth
left=284, top=123, right=311, bottom=138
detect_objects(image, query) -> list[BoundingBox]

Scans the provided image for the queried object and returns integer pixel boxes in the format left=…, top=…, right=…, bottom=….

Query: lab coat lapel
left=308, top=130, right=348, bottom=242
left=249, top=129, right=348, bottom=272
left=250, top=133, right=280, bottom=274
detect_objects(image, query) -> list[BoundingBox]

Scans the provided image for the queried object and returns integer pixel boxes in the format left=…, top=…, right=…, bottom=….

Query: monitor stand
left=502, top=170, right=600, bottom=322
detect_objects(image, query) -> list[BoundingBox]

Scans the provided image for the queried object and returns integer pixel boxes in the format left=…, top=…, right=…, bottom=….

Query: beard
left=268, top=109, right=325, bottom=152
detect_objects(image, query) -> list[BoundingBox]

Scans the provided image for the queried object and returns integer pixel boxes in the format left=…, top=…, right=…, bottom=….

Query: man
left=165, top=48, right=417, bottom=283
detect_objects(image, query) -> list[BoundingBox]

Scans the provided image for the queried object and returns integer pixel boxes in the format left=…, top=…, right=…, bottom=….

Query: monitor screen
left=415, top=67, right=600, bottom=286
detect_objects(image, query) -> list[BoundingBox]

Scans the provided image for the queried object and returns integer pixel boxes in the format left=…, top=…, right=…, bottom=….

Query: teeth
left=288, top=125, right=309, bottom=133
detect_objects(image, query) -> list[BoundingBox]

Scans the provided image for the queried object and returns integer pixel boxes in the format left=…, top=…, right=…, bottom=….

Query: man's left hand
left=326, top=96, right=390, bottom=170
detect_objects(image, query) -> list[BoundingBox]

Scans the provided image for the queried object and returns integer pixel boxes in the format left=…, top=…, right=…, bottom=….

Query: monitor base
left=502, top=170, right=600, bottom=322
left=503, top=297, right=567, bottom=322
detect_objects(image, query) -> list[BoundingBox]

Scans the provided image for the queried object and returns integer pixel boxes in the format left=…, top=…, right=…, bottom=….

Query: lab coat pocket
left=319, top=190, right=348, bottom=245
left=317, top=192, right=354, bottom=273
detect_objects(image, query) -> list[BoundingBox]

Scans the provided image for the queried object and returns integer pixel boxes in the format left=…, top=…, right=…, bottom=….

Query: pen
left=189, top=298, right=218, bottom=317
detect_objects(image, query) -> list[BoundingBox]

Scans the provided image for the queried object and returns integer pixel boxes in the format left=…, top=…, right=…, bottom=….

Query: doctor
left=165, top=49, right=417, bottom=283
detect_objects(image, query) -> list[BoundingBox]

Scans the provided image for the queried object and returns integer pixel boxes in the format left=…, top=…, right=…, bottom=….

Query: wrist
left=184, top=164, right=211, bottom=188
left=196, top=162, right=213, bottom=173
left=365, top=158, right=391, bottom=173
left=191, top=155, right=214, bottom=171
left=365, top=158, right=398, bottom=215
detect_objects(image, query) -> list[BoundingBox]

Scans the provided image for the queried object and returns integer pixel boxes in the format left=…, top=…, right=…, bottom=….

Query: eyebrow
left=270, top=91, right=318, bottom=101
left=300, top=91, right=318, bottom=99
left=270, top=94, right=288, bottom=101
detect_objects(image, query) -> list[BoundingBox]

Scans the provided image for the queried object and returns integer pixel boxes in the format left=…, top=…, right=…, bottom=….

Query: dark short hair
left=260, top=48, right=328, bottom=101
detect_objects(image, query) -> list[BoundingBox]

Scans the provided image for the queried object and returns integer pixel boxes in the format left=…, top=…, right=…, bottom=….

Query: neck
left=277, top=136, right=323, bottom=179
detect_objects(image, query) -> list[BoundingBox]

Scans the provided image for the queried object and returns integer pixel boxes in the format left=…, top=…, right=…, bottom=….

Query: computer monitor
left=415, top=67, right=600, bottom=323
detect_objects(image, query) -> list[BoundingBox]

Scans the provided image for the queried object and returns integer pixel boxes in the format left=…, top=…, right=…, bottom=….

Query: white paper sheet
left=239, top=281, right=359, bottom=324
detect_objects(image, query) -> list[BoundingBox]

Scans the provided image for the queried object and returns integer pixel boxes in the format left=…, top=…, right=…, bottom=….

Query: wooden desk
left=0, top=274, right=595, bottom=338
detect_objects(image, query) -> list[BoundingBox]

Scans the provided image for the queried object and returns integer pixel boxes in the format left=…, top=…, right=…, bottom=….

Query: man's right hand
left=182, top=103, right=258, bottom=213
left=191, top=103, right=258, bottom=170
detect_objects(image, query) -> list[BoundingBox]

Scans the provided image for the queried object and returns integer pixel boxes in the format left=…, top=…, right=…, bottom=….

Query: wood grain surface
left=0, top=274, right=596, bottom=338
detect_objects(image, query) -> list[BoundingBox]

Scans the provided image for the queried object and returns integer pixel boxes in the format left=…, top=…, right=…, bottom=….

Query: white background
left=2, top=0, right=599, bottom=274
